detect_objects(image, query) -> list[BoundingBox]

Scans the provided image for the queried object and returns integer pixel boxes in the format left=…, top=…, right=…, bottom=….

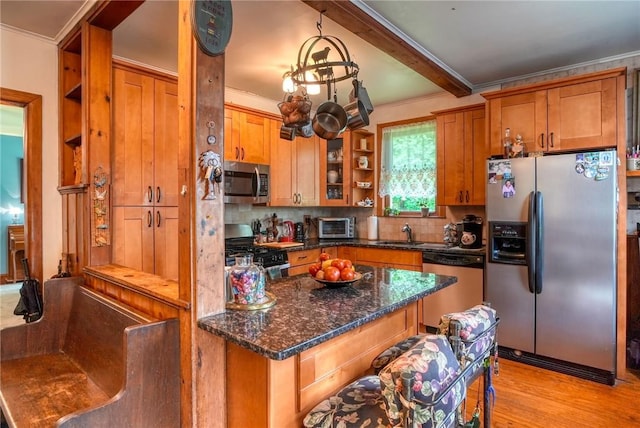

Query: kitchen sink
left=374, top=240, right=430, bottom=247
left=415, top=242, right=453, bottom=250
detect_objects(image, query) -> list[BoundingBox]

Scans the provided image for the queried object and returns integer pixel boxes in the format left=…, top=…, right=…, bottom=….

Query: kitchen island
left=198, top=265, right=457, bottom=428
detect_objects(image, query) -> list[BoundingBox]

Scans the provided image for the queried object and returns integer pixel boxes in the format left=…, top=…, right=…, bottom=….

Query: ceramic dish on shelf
left=356, top=181, right=371, bottom=188
left=313, top=272, right=363, bottom=288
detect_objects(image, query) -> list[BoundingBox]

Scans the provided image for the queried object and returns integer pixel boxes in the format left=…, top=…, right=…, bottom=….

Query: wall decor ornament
left=91, top=166, right=109, bottom=247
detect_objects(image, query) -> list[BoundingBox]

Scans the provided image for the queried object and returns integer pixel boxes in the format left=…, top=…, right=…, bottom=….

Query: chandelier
left=278, top=12, right=373, bottom=140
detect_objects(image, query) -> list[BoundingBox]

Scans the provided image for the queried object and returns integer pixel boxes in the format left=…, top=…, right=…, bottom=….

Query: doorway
left=0, top=88, right=43, bottom=282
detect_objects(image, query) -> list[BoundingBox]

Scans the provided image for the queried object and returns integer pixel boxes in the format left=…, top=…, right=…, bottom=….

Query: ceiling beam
left=301, top=0, right=472, bottom=98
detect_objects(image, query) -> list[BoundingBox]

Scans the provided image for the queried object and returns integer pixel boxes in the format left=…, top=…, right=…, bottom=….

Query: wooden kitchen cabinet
left=319, top=135, right=351, bottom=206
left=288, top=246, right=338, bottom=276
left=288, top=248, right=320, bottom=276
left=434, top=104, right=486, bottom=206
left=112, top=66, right=179, bottom=207
left=111, top=65, right=179, bottom=280
left=354, top=247, right=422, bottom=271
left=111, top=206, right=179, bottom=282
left=269, top=119, right=319, bottom=206
left=224, top=105, right=271, bottom=164
left=483, top=68, right=625, bottom=157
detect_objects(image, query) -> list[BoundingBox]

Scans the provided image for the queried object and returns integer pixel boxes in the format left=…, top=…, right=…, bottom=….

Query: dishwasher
left=421, top=251, right=485, bottom=331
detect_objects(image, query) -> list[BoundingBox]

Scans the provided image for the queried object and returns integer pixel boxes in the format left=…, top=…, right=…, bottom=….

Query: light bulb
left=282, top=74, right=295, bottom=93
left=304, top=71, right=321, bottom=95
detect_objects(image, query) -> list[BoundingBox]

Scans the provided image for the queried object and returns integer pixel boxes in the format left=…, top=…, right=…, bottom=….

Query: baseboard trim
left=499, top=346, right=615, bottom=385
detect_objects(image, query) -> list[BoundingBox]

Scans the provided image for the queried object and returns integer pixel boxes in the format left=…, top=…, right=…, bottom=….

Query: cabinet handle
left=235, top=147, right=239, bottom=159
left=459, top=191, right=463, bottom=203
left=147, top=210, right=152, bottom=228
left=156, top=210, right=161, bottom=228
left=148, top=186, right=153, bottom=203
left=549, top=132, right=554, bottom=148
left=539, top=133, right=544, bottom=148
left=241, top=147, right=245, bottom=160
left=156, top=186, right=161, bottom=203
left=465, top=190, right=470, bottom=203
left=297, top=255, right=308, bottom=261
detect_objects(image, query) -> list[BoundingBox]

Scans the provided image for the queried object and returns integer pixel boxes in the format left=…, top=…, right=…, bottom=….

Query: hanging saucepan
left=344, top=98, right=369, bottom=130
left=349, top=79, right=374, bottom=114
left=280, top=124, right=295, bottom=141
left=312, top=101, right=348, bottom=140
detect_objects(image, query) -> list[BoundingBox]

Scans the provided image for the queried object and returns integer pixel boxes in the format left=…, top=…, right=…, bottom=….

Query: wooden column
left=177, top=2, right=227, bottom=426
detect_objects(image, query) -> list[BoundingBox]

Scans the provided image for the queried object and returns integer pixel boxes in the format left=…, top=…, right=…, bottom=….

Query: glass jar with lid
left=229, top=254, right=265, bottom=304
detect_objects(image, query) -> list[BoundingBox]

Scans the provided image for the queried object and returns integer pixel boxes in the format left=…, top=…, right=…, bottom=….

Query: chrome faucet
left=401, top=223, right=413, bottom=243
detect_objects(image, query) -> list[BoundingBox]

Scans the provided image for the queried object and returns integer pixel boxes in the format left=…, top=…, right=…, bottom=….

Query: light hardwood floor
left=467, top=358, right=640, bottom=427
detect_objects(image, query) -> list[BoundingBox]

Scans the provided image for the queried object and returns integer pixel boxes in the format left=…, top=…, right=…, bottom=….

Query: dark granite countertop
left=286, top=238, right=486, bottom=256
left=197, top=265, right=457, bottom=360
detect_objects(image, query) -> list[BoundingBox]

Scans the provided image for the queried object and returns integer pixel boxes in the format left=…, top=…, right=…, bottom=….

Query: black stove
left=225, top=245, right=288, bottom=268
left=224, top=226, right=289, bottom=269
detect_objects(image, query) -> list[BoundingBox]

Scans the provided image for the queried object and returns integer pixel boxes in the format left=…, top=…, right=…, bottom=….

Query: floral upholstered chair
left=302, top=375, right=389, bottom=427
left=303, top=305, right=499, bottom=428
left=377, top=335, right=466, bottom=428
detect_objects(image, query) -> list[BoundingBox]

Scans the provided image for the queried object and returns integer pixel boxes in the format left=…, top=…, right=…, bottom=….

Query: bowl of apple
left=308, top=253, right=362, bottom=288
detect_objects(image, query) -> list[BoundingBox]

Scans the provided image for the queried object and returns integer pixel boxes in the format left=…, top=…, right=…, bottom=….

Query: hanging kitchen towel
left=367, top=216, right=378, bottom=240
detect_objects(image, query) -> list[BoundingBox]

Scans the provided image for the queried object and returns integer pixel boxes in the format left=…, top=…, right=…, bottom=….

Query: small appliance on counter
left=294, top=222, right=305, bottom=242
left=281, top=220, right=295, bottom=242
left=318, top=217, right=355, bottom=239
left=460, top=215, right=483, bottom=249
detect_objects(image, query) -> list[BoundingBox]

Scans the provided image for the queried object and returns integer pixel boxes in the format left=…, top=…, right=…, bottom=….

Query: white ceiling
left=1, top=0, right=639, bottom=109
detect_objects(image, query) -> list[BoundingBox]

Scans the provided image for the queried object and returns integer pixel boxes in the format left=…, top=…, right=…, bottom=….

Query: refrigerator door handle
left=535, top=191, right=544, bottom=294
left=527, top=191, right=536, bottom=293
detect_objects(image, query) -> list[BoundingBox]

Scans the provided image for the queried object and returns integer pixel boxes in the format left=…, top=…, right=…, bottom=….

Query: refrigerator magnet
left=502, top=177, right=516, bottom=198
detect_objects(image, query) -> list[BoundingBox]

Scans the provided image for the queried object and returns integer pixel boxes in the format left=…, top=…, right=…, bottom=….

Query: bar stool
left=303, top=305, right=498, bottom=428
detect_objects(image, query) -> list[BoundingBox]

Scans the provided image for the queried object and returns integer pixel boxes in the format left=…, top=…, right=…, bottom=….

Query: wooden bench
left=0, top=277, right=180, bottom=427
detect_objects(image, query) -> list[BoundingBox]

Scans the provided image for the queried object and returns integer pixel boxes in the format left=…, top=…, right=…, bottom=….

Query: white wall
left=0, top=26, right=61, bottom=278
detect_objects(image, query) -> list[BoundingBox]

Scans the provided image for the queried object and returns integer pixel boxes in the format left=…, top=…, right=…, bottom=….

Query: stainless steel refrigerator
left=485, top=150, right=617, bottom=384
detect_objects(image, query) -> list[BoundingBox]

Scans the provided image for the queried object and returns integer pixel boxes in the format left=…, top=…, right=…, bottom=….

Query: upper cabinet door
left=546, top=78, right=617, bottom=152
left=153, top=79, right=179, bottom=207
left=487, top=91, right=547, bottom=157
left=112, top=68, right=155, bottom=207
left=224, top=107, right=270, bottom=165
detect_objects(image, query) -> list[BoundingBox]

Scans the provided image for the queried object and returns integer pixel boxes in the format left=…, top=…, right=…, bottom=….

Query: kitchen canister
left=367, top=215, right=379, bottom=240
left=228, top=255, right=265, bottom=304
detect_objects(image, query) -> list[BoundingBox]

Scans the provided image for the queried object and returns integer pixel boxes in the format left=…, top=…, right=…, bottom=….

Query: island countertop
left=197, top=265, right=457, bottom=360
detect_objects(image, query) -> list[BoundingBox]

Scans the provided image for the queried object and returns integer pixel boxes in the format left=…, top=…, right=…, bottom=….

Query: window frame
left=375, top=115, right=445, bottom=218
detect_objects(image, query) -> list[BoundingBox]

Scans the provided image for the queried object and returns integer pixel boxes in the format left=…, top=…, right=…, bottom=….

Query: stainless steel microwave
left=223, top=161, right=269, bottom=204
left=318, top=217, right=355, bottom=239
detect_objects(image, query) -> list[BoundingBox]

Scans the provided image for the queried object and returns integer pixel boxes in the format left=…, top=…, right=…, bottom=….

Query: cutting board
left=256, top=242, right=304, bottom=249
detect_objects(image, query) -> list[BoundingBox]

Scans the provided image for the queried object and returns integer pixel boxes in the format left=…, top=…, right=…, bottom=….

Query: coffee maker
left=460, top=215, right=483, bottom=249
left=294, top=222, right=305, bottom=242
